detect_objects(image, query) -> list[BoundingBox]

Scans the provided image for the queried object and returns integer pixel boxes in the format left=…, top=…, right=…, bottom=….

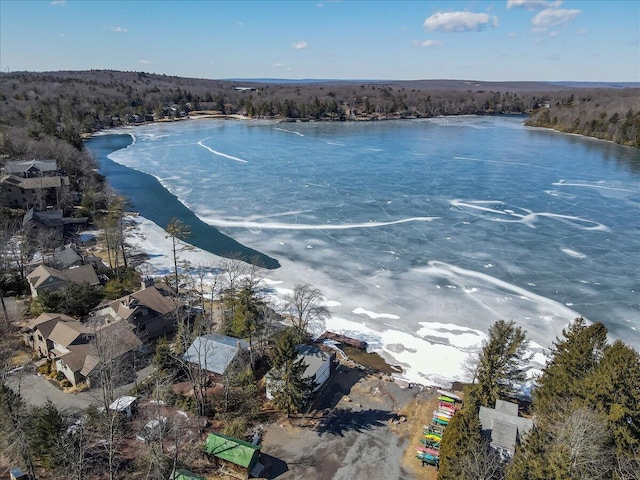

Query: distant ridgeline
left=0, top=71, right=638, bottom=149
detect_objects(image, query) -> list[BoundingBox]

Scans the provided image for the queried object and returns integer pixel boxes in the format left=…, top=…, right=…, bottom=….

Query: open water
left=86, top=116, right=640, bottom=383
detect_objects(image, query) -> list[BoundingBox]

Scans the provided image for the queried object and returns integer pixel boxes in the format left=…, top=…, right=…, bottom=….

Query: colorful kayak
left=433, top=417, right=449, bottom=426
left=416, top=452, right=439, bottom=465
left=424, top=433, right=442, bottom=442
left=435, top=409, right=453, bottom=418
left=416, top=446, right=440, bottom=456
left=438, top=395, right=456, bottom=403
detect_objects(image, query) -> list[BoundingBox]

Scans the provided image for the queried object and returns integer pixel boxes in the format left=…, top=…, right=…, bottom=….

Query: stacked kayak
left=416, top=390, right=463, bottom=469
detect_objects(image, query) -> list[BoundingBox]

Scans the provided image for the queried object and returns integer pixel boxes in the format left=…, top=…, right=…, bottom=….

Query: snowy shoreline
left=126, top=214, right=549, bottom=388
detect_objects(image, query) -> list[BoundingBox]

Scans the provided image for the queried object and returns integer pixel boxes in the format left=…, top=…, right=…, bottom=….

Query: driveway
left=6, top=364, right=155, bottom=413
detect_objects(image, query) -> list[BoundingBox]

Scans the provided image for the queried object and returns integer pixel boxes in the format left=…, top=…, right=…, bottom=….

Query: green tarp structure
left=172, top=469, right=206, bottom=480
left=204, top=432, right=261, bottom=470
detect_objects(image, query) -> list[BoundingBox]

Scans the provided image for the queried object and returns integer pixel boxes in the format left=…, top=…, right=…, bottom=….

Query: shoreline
left=84, top=118, right=636, bottom=388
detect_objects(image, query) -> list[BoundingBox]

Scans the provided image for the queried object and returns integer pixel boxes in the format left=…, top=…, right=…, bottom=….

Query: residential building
left=2, top=159, right=60, bottom=178
left=0, top=174, right=70, bottom=210
left=92, top=281, right=181, bottom=340
left=182, top=333, right=250, bottom=378
left=479, top=399, right=534, bottom=459
left=23, top=313, right=142, bottom=387
left=27, top=264, right=100, bottom=298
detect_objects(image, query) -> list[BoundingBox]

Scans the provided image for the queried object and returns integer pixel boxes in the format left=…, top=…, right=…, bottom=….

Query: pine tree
left=269, top=328, right=313, bottom=415
left=583, top=340, right=640, bottom=455
left=466, top=320, right=530, bottom=409
left=533, top=318, right=608, bottom=416
left=438, top=407, right=485, bottom=480
left=27, top=400, right=64, bottom=468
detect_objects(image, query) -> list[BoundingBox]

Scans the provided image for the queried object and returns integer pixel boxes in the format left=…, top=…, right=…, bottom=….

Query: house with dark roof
left=3, top=159, right=60, bottom=178
left=479, top=399, right=534, bottom=459
left=27, top=264, right=100, bottom=298
left=182, top=333, right=250, bottom=377
left=92, top=281, right=181, bottom=340
left=265, top=344, right=334, bottom=401
left=0, top=174, right=70, bottom=210
left=22, top=208, right=88, bottom=243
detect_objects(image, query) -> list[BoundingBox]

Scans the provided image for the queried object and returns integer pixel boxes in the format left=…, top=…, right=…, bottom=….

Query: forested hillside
left=1, top=70, right=638, bottom=149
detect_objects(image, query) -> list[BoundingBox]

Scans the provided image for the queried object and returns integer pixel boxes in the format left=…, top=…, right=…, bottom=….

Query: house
left=266, top=344, right=334, bottom=400
left=22, top=209, right=88, bottom=243
left=2, top=159, right=60, bottom=178
left=23, top=313, right=142, bottom=387
left=23, top=312, right=78, bottom=358
left=204, top=432, right=263, bottom=479
left=0, top=175, right=70, bottom=210
left=182, top=333, right=250, bottom=377
left=92, top=281, right=181, bottom=340
left=27, top=264, right=100, bottom=298
left=479, top=399, right=534, bottom=459
left=50, top=244, right=83, bottom=269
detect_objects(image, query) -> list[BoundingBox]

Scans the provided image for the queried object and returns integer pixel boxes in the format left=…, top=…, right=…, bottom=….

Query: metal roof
left=182, top=334, right=249, bottom=375
left=204, top=432, right=260, bottom=469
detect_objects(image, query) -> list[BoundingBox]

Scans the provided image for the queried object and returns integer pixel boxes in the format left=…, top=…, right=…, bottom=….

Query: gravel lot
left=259, top=363, right=426, bottom=480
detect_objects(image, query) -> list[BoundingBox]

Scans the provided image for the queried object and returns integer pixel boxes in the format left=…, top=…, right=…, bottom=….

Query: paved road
left=6, top=364, right=155, bottom=413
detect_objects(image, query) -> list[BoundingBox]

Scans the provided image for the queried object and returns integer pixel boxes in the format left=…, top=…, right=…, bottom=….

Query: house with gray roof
left=0, top=174, right=70, bottom=210
left=27, top=264, right=100, bottom=298
left=479, top=399, right=534, bottom=459
left=3, top=159, right=59, bottom=177
left=182, top=333, right=250, bottom=377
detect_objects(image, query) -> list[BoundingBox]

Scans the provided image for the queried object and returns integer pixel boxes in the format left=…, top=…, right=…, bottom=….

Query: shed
left=204, top=432, right=261, bottom=479
left=108, top=395, right=137, bottom=418
left=171, top=469, right=206, bottom=480
left=9, top=467, right=29, bottom=480
left=479, top=399, right=533, bottom=459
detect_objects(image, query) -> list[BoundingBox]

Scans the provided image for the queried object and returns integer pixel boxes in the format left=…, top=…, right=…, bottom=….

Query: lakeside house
left=0, top=159, right=70, bottom=211
left=26, top=264, right=100, bottom=298
left=22, top=208, right=88, bottom=243
left=265, top=344, right=334, bottom=401
left=182, top=333, right=250, bottom=378
left=479, top=399, right=534, bottom=459
left=92, top=280, right=182, bottom=340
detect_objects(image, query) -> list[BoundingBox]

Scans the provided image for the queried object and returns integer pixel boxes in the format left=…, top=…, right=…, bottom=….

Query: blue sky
left=1, top=0, right=638, bottom=81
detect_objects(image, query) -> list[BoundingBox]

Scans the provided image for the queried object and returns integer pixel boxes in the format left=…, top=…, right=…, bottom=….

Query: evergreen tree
left=533, top=318, right=608, bottom=416
left=27, top=400, right=64, bottom=468
left=438, top=407, right=486, bottom=480
left=269, top=328, right=313, bottom=415
left=467, top=320, right=530, bottom=409
left=583, top=340, right=640, bottom=455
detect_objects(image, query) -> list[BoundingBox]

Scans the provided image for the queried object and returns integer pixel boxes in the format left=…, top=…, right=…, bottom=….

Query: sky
left=1, top=0, right=638, bottom=82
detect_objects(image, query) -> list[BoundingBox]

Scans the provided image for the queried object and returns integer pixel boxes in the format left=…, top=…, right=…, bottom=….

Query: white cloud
left=139, top=60, right=151, bottom=65
left=577, top=28, right=588, bottom=35
left=292, top=40, right=308, bottom=49
left=273, top=62, right=286, bottom=68
left=424, top=11, right=498, bottom=32
left=507, top=0, right=562, bottom=10
left=50, top=0, right=66, bottom=6
left=508, top=32, right=517, bottom=38
left=113, top=26, right=129, bottom=33
left=415, top=39, right=443, bottom=48
left=532, top=8, right=580, bottom=30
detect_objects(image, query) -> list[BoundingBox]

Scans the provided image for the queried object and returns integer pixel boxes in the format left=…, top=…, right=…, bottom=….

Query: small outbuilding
left=204, top=432, right=262, bottom=479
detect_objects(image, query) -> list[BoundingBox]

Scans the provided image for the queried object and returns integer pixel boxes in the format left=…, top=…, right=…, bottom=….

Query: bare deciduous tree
left=283, top=283, right=329, bottom=339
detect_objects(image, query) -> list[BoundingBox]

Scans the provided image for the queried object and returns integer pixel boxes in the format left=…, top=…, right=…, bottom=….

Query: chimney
left=141, top=277, right=154, bottom=289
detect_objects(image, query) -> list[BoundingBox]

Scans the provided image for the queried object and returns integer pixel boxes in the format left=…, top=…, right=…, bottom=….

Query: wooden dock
left=317, top=331, right=368, bottom=349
